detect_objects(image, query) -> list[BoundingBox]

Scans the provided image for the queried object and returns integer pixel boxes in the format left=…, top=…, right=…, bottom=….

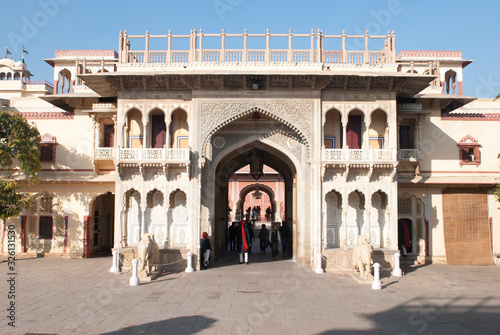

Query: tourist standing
left=228, top=222, right=237, bottom=251
left=259, top=224, right=269, bottom=253
left=279, top=221, right=291, bottom=257
left=236, top=220, right=251, bottom=264
left=200, top=232, right=212, bottom=268
left=269, top=223, right=280, bottom=260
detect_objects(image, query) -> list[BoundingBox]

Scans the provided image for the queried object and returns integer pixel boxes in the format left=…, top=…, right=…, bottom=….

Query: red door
left=104, top=125, right=114, bottom=147
left=151, top=115, right=166, bottom=148
left=346, top=115, right=361, bottom=149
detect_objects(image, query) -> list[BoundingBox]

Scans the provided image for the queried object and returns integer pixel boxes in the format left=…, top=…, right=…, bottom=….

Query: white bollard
left=371, top=263, right=382, bottom=290
left=185, top=251, right=195, bottom=273
left=392, top=252, right=402, bottom=277
left=109, top=250, right=119, bottom=274
left=129, top=259, right=140, bottom=286
left=315, top=252, right=324, bottom=274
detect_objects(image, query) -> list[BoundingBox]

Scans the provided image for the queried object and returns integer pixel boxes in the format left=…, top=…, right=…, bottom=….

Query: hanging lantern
left=252, top=187, right=262, bottom=199
left=249, top=148, right=264, bottom=180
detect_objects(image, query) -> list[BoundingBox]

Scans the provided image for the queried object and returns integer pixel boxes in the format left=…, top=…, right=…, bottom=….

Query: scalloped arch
left=369, top=107, right=389, bottom=118
left=202, top=107, right=309, bottom=156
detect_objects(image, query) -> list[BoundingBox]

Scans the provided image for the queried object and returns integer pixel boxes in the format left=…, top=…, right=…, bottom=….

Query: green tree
left=0, top=110, right=41, bottom=219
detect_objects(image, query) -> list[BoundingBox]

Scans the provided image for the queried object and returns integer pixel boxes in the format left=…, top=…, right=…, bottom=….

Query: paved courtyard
left=1, top=251, right=500, bottom=335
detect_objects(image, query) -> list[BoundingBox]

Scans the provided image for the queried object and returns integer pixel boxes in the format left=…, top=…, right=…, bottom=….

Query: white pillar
left=392, top=252, right=402, bottom=277
left=371, top=263, right=382, bottom=290
left=109, top=250, right=119, bottom=273
left=315, top=252, right=324, bottom=274
left=129, top=259, right=140, bottom=286
left=185, top=251, right=195, bottom=272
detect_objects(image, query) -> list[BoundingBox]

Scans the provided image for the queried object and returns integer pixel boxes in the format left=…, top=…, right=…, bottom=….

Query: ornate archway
left=236, top=182, right=278, bottom=222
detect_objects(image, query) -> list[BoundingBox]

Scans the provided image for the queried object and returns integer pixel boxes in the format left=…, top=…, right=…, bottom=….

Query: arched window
left=324, top=109, right=342, bottom=149
left=149, top=109, right=166, bottom=148
left=346, top=110, right=364, bottom=149
left=57, top=69, right=72, bottom=93
left=458, top=135, right=480, bottom=166
left=126, top=109, right=143, bottom=148
left=444, top=69, right=457, bottom=95
left=170, top=109, right=189, bottom=148
left=369, top=109, right=388, bottom=149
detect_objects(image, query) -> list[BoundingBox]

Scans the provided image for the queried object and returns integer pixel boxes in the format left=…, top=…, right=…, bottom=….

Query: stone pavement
left=1, top=250, right=500, bottom=335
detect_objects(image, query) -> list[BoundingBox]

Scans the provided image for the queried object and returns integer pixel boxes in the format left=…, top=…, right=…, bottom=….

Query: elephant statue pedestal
left=137, top=233, right=161, bottom=282
left=351, top=236, right=374, bottom=283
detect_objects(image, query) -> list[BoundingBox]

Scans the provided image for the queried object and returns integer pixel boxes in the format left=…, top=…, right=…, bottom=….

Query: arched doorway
left=398, top=218, right=413, bottom=254
left=88, top=192, right=115, bottom=256
left=236, top=182, right=279, bottom=222
left=212, top=141, right=298, bottom=263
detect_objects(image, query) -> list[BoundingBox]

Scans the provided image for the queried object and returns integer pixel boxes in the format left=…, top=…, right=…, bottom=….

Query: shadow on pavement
left=102, top=316, right=217, bottom=334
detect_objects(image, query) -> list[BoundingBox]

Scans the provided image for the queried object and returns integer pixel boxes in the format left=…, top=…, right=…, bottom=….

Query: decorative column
left=364, top=119, right=371, bottom=150
left=167, top=29, right=172, bottom=63
left=341, top=30, right=346, bottom=63
left=396, top=117, right=402, bottom=152
left=265, top=28, right=270, bottom=62
left=243, top=28, right=248, bottom=62
left=165, top=114, right=170, bottom=149
left=365, top=206, right=371, bottom=242
left=342, top=209, right=348, bottom=249
left=143, top=122, right=148, bottom=149
left=364, top=30, right=369, bottom=64
left=121, top=209, right=128, bottom=247
left=341, top=119, right=347, bottom=149
left=417, top=116, right=422, bottom=158
left=145, top=30, right=150, bottom=63
left=140, top=196, right=147, bottom=239
left=90, top=115, right=97, bottom=158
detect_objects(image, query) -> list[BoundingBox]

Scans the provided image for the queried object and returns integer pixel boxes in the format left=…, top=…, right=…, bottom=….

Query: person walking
left=259, top=223, right=269, bottom=253
left=269, top=223, right=280, bottom=260
left=279, top=221, right=291, bottom=257
left=228, top=222, right=237, bottom=251
left=200, top=232, right=212, bottom=268
left=236, top=220, right=251, bottom=264
left=251, top=207, right=258, bottom=227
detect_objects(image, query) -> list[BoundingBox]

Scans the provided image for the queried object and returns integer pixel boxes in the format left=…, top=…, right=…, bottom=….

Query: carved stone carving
left=200, top=101, right=314, bottom=155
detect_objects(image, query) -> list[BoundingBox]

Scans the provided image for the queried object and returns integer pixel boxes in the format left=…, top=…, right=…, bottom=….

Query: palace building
left=1, top=29, right=499, bottom=269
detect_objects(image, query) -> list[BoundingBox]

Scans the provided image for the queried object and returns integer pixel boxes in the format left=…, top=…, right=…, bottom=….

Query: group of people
left=258, top=221, right=290, bottom=260
left=201, top=219, right=292, bottom=269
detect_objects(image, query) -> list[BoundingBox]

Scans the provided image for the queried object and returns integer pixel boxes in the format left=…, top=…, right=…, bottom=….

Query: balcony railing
left=94, top=147, right=190, bottom=163
left=94, top=147, right=115, bottom=159
left=398, top=149, right=420, bottom=161
left=324, top=148, right=396, bottom=162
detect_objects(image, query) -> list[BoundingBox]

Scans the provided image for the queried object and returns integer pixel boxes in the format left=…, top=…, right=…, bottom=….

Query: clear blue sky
left=2, top=0, right=499, bottom=97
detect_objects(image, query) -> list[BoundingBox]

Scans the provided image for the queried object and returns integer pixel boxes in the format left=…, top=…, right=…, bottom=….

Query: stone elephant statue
left=137, top=233, right=160, bottom=277
left=352, top=236, right=374, bottom=279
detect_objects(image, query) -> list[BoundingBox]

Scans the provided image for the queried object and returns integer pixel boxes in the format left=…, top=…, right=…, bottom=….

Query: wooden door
left=399, top=126, right=411, bottom=149
left=346, top=115, right=361, bottom=149
left=104, top=125, right=114, bottom=148
left=151, top=115, right=166, bottom=148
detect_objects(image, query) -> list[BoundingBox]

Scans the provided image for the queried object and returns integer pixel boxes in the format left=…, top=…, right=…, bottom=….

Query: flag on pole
left=23, top=46, right=29, bottom=55
left=5, top=46, right=11, bottom=58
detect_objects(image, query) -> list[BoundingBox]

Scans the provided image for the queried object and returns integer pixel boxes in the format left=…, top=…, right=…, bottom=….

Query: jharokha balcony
left=94, top=147, right=190, bottom=164
left=323, top=148, right=397, bottom=164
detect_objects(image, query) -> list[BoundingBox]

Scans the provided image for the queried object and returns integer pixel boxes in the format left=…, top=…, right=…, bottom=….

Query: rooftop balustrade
left=118, top=29, right=396, bottom=65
